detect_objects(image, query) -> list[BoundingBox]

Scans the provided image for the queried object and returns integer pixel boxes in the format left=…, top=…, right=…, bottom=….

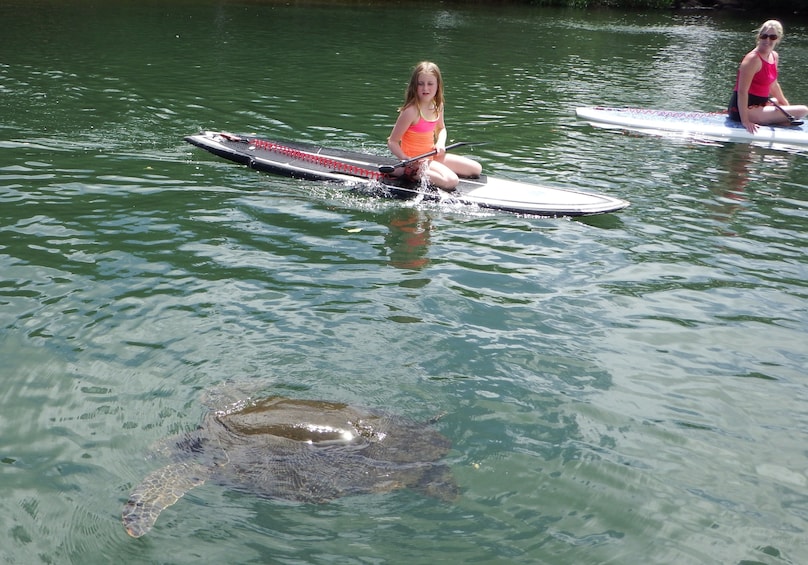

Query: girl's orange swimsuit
left=400, top=108, right=439, bottom=157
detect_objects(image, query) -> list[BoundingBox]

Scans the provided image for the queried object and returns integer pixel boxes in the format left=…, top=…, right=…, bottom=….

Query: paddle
left=379, top=141, right=484, bottom=174
left=768, top=97, right=804, bottom=127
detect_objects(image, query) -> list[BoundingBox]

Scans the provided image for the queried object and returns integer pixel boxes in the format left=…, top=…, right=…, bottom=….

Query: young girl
left=387, top=61, right=482, bottom=191
left=728, top=20, right=808, bottom=134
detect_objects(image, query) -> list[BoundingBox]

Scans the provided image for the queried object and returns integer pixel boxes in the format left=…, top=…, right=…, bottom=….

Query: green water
left=2, top=1, right=807, bottom=563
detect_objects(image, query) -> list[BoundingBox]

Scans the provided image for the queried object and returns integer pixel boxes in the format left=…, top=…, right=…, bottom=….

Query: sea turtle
left=122, top=395, right=457, bottom=537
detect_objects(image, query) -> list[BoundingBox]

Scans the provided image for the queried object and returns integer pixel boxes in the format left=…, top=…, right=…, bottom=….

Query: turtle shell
left=122, top=396, right=456, bottom=537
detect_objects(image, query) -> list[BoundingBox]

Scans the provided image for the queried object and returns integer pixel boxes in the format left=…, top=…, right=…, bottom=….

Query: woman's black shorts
left=728, top=92, right=770, bottom=121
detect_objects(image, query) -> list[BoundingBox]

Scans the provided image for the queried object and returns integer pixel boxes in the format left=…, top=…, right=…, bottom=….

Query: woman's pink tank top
left=735, top=52, right=777, bottom=97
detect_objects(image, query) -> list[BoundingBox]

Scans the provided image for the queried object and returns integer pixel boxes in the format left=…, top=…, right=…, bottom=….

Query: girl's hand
left=742, top=119, right=758, bottom=134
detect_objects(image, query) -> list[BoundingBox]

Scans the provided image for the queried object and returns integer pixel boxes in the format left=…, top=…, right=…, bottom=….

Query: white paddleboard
left=185, top=131, right=629, bottom=217
left=576, top=106, right=808, bottom=148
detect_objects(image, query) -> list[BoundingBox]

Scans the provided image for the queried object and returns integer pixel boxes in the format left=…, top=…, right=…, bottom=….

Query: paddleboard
left=184, top=131, right=629, bottom=217
left=576, top=106, right=808, bottom=148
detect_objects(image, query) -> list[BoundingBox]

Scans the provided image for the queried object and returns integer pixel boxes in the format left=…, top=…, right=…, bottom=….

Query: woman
left=387, top=61, right=481, bottom=191
left=728, top=20, right=808, bottom=134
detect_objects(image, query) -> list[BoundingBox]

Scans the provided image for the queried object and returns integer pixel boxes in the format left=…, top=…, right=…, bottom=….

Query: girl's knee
left=457, top=157, right=482, bottom=178
left=433, top=171, right=458, bottom=190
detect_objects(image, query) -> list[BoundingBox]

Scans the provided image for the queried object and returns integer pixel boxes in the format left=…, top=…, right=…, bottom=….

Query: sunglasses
left=759, top=34, right=779, bottom=40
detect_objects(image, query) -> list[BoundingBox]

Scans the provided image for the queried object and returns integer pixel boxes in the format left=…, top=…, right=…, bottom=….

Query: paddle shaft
left=379, top=141, right=478, bottom=173
left=769, top=97, right=804, bottom=126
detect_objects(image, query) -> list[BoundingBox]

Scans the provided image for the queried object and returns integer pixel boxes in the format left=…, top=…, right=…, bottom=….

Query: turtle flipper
left=122, top=462, right=210, bottom=538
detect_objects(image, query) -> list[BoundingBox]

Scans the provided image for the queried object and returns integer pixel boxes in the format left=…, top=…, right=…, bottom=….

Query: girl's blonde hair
left=757, top=20, right=784, bottom=40
left=400, top=61, right=445, bottom=113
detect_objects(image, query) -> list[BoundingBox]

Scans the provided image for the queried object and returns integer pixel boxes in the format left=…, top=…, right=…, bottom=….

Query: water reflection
left=709, top=143, right=753, bottom=226
left=708, top=142, right=803, bottom=230
left=384, top=208, right=432, bottom=270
